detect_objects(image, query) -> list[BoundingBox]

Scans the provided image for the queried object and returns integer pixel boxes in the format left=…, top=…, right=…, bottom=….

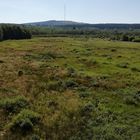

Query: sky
left=0, top=0, right=140, bottom=24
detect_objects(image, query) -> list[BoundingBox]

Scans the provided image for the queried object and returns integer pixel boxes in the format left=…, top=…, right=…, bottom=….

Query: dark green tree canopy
left=0, top=26, right=3, bottom=41
left=0, top=24, right=32, bottom=41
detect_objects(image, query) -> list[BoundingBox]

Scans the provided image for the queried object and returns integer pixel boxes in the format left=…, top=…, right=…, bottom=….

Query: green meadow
left=0, top=37, right=140, bottom=140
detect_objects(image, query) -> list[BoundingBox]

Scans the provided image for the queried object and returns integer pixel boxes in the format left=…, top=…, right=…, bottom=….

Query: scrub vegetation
left=0, top=37, right=140, bottom=139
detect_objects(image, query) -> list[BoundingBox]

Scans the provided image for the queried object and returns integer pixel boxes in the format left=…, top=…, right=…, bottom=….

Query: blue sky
left=0, top=0, right=140, bottom=23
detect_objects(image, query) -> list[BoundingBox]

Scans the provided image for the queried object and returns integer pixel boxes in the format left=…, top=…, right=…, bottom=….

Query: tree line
left=26, top=25, right=140, bottom=42
left=0, top=24, right=32, bottom=41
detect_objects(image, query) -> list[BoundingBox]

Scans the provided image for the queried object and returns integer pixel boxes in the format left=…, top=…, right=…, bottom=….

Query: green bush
left=80, top=102, right=95, bottom=116
left=0, top=96, right=29, bottom=113
left=8, top=109, right=40, bottom=133
left=83, top=59, right=98, bottom=67
left=79, top=92, right=91, bottom=98
left=47, top=80, right=63, bottom=91
left=133, top=38, right=140, bottom=42
left=125, top=97, right=137, bottom=106
left=117, top=63, right=128, bottom=68
left=124, top=92, right=140, bottom=106
left=121, top=34, right=129, bottom=41
left=134, top=91, right=140, bottom=102
left=63, top=79, right=78, bottom=88
left=129, top=36, right=135, bottom=41
left=131, top=67, right=140, bottom=72
left=31, top=134, right=40, bottom=140
left=67, top=67, right=77, bottom=77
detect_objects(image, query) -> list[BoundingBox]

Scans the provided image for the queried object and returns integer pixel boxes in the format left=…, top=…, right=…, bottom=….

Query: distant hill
left=25, top=20, right=140, bottom=30
left=25, top=20, right=86, bottom=26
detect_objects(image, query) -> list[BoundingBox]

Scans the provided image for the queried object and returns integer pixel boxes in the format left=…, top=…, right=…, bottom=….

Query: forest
left=1, top=23, right=140, bottom=43
left=26, top=25, right=140, bottom=42
left=0, top=24, right=32, bottom=41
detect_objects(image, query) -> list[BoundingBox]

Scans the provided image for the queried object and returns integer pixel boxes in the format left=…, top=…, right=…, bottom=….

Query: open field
left=0, top=37, right=140, bottom=140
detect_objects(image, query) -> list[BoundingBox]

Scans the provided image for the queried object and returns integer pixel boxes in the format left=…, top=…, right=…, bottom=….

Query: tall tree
left=0, top=26, right=3, bottom=41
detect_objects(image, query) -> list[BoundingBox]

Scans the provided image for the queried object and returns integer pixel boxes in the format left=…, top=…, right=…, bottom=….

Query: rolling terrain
left=0, top=37, right=140, bottom=139
left=25, top=20, right=140, bottom=29
left=25, top=20, right=85, bottom=26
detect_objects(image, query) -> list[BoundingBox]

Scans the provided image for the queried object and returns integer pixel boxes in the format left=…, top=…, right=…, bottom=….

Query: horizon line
left=0, top=20, right=140, bottom=25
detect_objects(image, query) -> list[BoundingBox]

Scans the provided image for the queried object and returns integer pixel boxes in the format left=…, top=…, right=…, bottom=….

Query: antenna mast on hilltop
left=64, top=0, right=66, bottom=21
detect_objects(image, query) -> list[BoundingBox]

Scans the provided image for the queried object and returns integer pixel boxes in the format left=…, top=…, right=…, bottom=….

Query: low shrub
left=48, top=100, right=58, bottom=108
left=121, top=34, right=129, bottom=41
left=67, top=67, right=77, bottom=77
left=8, top=109, right=40, bottom=133
left=0, top=60, right=4, bottom=63
left=131, top=67, right=140, bottom=72
left=85, top=59, right=98, bottom=67
left=125, top=96, right=137, bottom=106
left=111, top=49, right=117, bottom=52
left=79, top=92, right=91, bottom=98
left=133, top=38, right=140, bottom=42
left=63, top=79, right=78, bottom=88
left=117, top=63, right=129, bottom=68
left=47, top=80, right=63, bottom=91
left=107, top=55, right=112, bottom=60
left=134, top=91, right=140, bottom=102
left=125, top=91, right=140, bottom=106
left=80, top=102, right=95, bottom=116
left=95, top=111, right=117, bottom=125
left=0, top=96, right=29, bottom=113
left=31, top=134, right=40, bottom=140
left=18, top=70, right=24, bottom=77
left=39, top=52, right=57, bottom=60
